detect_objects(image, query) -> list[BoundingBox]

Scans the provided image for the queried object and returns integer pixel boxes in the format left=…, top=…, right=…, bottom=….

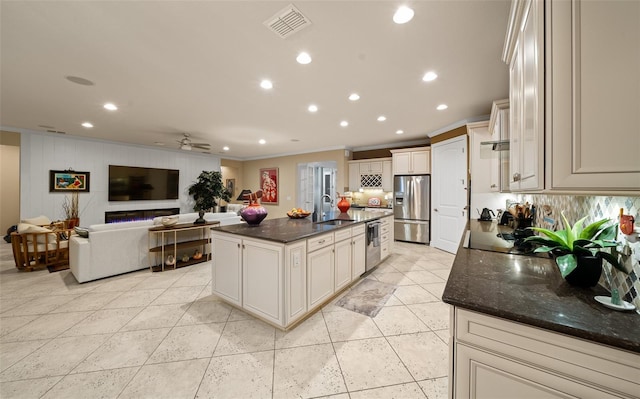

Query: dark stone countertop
left=443, top=221, right=640, bottom=354
left=212, top=209, right=393, bottom=244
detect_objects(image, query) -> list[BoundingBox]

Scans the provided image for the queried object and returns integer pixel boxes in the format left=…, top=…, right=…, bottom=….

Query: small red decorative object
left=337, top=196, right=351, bottom=213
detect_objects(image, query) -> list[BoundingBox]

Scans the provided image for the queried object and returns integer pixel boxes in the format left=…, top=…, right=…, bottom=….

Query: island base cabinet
left=351, top=233, right=366, bottom=280
left=307, top=246, right=334, bottom=311
left=451, top=308, right=640, bottom=399
left=285, top=241, right=307, bottom=325
left=212, top=234, right=242, bottom=306
left=334, top=230, right=352, bottom=292
left=242, top=239, right=283, bottom=326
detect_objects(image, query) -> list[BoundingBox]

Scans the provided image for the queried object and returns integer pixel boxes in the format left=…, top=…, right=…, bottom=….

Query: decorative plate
left=368, top=197, right=381, bottom=207
left=594, top=296, right=636, bottom=311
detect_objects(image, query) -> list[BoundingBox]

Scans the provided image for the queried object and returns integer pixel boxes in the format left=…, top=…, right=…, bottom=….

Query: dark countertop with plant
left=212, top=209, right=392, bottom=243
left=442, top=220, right=640, bottom=354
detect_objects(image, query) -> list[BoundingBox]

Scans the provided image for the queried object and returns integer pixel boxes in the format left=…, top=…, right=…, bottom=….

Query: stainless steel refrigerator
left=394, top=175, right=430, bottom=244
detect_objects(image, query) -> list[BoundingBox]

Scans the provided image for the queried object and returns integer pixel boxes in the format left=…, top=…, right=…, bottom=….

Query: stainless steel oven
left=366, top=220, right=382, bottom=271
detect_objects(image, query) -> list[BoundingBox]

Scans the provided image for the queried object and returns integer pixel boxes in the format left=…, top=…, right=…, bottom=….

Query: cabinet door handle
left=490, top=184, right=497, bottom=188
left=318, top=239, right=325, bottom=244
left=513, top=172, right=521, bottom=182
left=242, top=244, right=245, bottom=249
left=237, top=243, right=240, bottom=248
left=434, top=208, right=439, bottom=212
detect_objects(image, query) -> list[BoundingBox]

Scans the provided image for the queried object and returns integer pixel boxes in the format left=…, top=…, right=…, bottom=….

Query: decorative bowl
left=287, top=211, right=311, bottom=219
left=161, top=215, right=179, bottom=227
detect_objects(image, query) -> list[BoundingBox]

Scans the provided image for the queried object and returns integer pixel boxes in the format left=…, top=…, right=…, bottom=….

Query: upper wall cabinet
left=546, top=0, right=640, bottom=191
left=504, top=0, right=544, bottom=192
left=504, top=0, right=640, bottom=193
left=390, top=147, right=431, bottom=175
left=348, top=158, right=393, bottom=191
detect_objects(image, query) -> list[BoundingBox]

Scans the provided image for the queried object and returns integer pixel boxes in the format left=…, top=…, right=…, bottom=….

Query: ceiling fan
left=177, top=133, right=211, bottom=151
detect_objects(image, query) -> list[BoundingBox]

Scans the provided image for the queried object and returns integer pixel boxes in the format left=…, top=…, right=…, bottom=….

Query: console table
left=148, top=221, right=218, bottom=272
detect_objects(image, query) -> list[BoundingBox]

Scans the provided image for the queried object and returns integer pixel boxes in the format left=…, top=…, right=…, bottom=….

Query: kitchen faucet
left=321, top=194, right=334, bottom=209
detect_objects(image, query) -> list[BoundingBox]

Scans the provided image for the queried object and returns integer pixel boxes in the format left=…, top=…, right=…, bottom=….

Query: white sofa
left=69, top=212, right=242, bottom=283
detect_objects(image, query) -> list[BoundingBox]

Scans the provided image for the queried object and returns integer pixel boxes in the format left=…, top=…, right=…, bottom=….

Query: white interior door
left=431, top=135, right=468, bottom=253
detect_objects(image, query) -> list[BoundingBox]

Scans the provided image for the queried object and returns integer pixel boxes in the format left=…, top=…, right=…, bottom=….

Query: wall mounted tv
left=109, top=165, right=179, bottom=201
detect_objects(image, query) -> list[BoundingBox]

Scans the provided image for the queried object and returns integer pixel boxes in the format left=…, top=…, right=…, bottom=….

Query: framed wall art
left=50, top=170, right=91, bottom=192
left=226, top=178, right=235, bottom=198
left=259, top=167, right=278, bottom=205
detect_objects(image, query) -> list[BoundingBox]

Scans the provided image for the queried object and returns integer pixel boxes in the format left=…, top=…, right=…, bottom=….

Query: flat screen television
left=109, top=165, right=179, bottom=201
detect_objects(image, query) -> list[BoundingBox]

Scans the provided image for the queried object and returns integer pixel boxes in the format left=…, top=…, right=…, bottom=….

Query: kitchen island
left=443, top=221, right=640, bottom=398
left=210, top=209, right=393, bottom=329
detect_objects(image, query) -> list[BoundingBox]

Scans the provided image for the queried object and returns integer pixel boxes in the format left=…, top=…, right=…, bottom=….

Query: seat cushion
left=21, top=215, right=52, bottom=226
left=17, top=223, right=56, bottom=244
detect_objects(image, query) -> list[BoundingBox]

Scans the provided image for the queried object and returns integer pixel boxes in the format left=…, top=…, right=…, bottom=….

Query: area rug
left=47, top=264, right=70, bottom=273
left=335, top=279, right=396, bottom=317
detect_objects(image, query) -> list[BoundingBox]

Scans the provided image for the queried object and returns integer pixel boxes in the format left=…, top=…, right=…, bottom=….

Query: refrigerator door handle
left=395, top=219, right=428, bottom=224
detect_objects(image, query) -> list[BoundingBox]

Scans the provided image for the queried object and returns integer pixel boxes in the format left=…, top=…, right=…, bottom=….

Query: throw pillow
left=17, top=223, right=57, bottom=244
left=21, top=215, right=52, bottom=226
left=74, top=227, right=89, bottom=238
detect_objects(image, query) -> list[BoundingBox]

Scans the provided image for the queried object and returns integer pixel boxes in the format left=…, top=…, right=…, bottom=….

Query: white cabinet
left=307, top=244, right=334, bottom=310
left=351, top=229, right=366, bottom=280
left=506, top=0, right=544, bottom=191
left=451, top=308, right=640, bottom=399
left=380, top=216, right=393, bottom=261
left=242, top=239, right=283, bottom=325
left=334, top=229, right=352, bottom=292
left=488, top=99, right=510, bottom=192
left=285, top=241, right=307, bottom=324
left=347, top=157, right=392, bottom=190
left=391, top=147, right=430, bottom=175
left=212, top=233, right=243, bottom=306
left=468, top=121, right=495, bottom=196
left=546, top=0, right=640, bottom=191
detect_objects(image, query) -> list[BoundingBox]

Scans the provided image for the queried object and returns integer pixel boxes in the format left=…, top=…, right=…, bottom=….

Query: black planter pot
left=564, top=255, right=602, bottom=287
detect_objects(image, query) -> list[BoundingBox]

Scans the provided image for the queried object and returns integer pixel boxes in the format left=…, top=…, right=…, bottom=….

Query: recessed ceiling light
left=260, top=80, right=273, bottom=90
left=437, top=104, right=448, bottom=110
left=81, top=122, right=93, bottom=128
left=223, top=146, right=230, bottom=151
left=377, top=116, right=387, bottom=122
left=422, top=71, right=438, bottom=82
left=296, top=52, right=312, bottom=64
left=340, top=121, right=349, bottom=127
left=308, top=104, right=318, bottom=113
left=348, top=93, right=360, bottom=101
left=65, top=76, right=94, bottom=86
left=393, top=6, right=414, bottom=24
left=396, top=130, right=404, bottom=135
left=103, top=103, right=118, bottom=111
left=259, top=139, right=266, bottom=144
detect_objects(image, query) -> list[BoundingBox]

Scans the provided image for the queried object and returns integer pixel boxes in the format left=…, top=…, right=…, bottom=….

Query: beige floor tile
left=195, top=284, right=216, bottom=301
left=63, top=307, right=143, bottom=336
left=0, top=315, right=39, bottom=337
left=403, top=270, right=445, bottom=284
left=0, top=334, right=110, bottom=381
left=372, top=306, right=429, bottom=336
left=275, top=312, right=331, bottom=349
left=333, top=337, right=413, bottom=391
left=273, top=343, right=347, bottom=398
left=418, top=377, right=449, bottom=399
left=226, top=307, right=255, bottom=322
left=90, top=275, right=150, bottom=293
left=373, top=272, right=417, bottom=286
left=1, top=295, right=80, bottom=317
left=130, top=274, right=182, bottom=291
left=147, top=322, right=224, bottom=363
left=350, top=382, right=428, bottom=398
left=0, top=376, right=62, bottom=399
left=49, top=291, right=123, bottom=313
left=0, top=296, right=31, bottom=315
left=176, top=301, right=233, bottom=325
left=101, top=289, right=165, bottom=309
left=172, top=270, right=211, bottom=287
left=434, top=329, right=450, bottom=345
left=314, top=394, right=350, bottom=399
left=393, top=285, right=440, bottom=305
left=0, top=340, right=49, bottom=372
left=150, top=285, right=205, bottom=305
left=386, top=332, right=449, bottom=380
left=2, top=311, right=93, bottom=342
left=431, top=269, right=451, bottom=280
left=384, top=294, right=405, bottom=307
left=371, top=263, right=399, bottom=274
left=196, top=351, right=274, bottom=399
left=390, top=261, right=429, bottom=272
left=214, top=319, right=275, bottom=356
left=408, top=302, right=450, bottom=331
left=421, top=282, right=446, bottom=299
left=416, top=259, right=451, bottom=271
left=42, top=367, right=139, bottom=399
left=120, top=303, right=188, bottom=331
left=73, top=328, right=170, bottom=373
left=323, top=309, right=382, bottom=342
left=119, top=358, right=209, bottom=399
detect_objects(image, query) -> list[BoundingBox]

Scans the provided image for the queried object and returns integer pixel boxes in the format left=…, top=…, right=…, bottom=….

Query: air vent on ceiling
left=264, top=4, right=311, bottom=38
left=47, top=129, right=66, bottom=135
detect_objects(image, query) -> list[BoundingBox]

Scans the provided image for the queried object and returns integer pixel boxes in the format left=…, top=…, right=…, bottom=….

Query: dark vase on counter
left=564, top=255, right=602, bottom=288
left=239, top=201, right=268, bottom=226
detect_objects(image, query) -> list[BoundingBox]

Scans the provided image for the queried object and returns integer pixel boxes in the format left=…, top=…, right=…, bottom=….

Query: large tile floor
left=0, top=240, right=453, bottom=399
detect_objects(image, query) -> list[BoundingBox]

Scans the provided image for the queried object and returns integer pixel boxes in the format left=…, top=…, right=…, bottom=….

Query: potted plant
left=524, top=212, right=627, bottom=287
left=187, top=171, right=231, bottom=213
left=62, top=192, right=79, bottom=228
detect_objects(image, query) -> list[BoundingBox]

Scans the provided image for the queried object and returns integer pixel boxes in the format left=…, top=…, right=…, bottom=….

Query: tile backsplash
left=517, top=194, right=640, bottom=310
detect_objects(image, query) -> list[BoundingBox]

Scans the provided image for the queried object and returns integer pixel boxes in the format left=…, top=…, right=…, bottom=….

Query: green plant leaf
left=574, top=239, right=600, bottom=249
left=528, top=227, right=569, bottom=249
left=556, top=254, right=577, bottom=278
left=571, top=215, right=589, bottom=243
left=594, top=224, right=618, bottom=241
left=572, top=244, right=593, bottom=257
left=596, top=251, right=627, bottom=274
left=533, top=246, right=556, bottom=253
left=523, top=236, right=562, bottom=247
left=560, top=212, right=575, bottom=250
left=579, top=218, right=609, bottom=240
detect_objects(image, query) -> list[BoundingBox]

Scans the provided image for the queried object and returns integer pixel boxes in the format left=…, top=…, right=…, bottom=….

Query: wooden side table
left=148, top=221, right=219, bottom=272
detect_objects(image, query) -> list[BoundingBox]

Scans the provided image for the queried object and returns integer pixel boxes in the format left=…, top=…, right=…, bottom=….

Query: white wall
left=20, top=132, right=221, bottom=226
